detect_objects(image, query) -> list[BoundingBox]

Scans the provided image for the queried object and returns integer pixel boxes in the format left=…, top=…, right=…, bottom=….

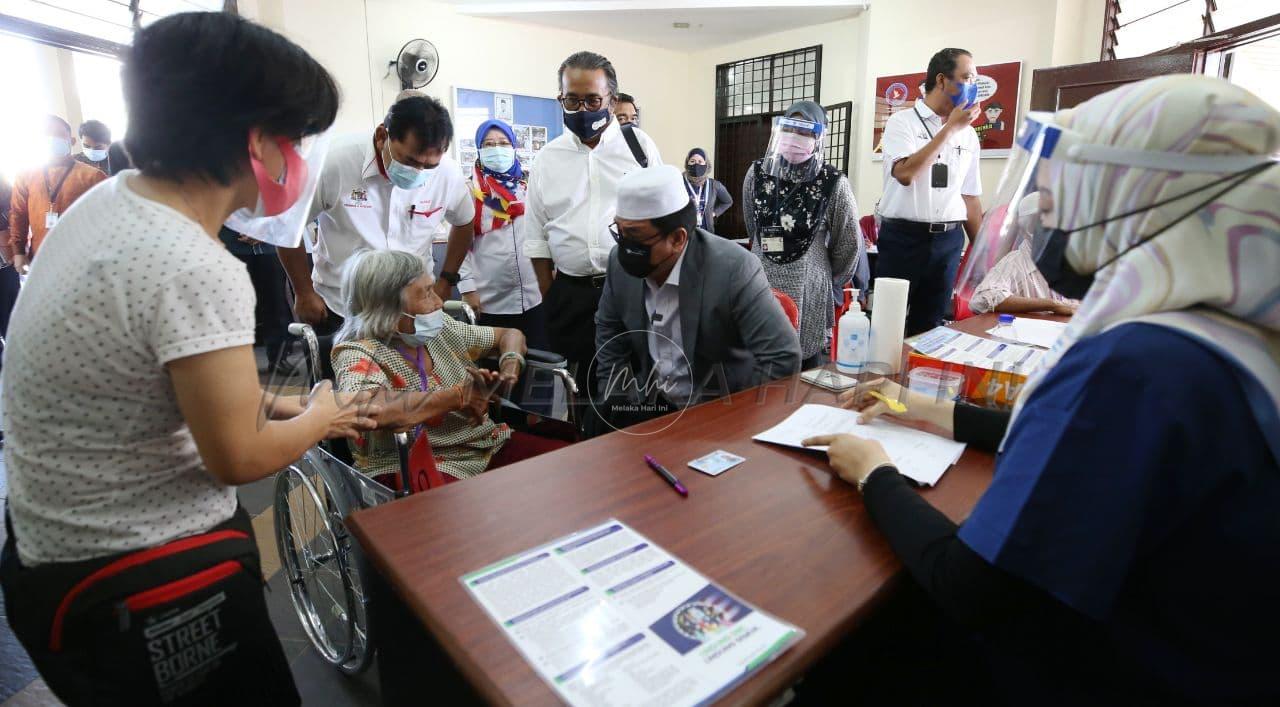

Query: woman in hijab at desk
left=744, top=100, right=865, bottom=369
left=808, top=75, right=1280, bottom=705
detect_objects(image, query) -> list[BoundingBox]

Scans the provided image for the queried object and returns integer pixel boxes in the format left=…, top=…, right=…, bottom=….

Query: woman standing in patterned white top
left=0, top=13, right=378, bottom=705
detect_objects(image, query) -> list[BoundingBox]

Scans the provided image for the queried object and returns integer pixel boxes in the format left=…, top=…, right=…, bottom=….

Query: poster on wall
left=871, top=61, right=1022, bottom=160
left=454, top=87, right=563, bottom=176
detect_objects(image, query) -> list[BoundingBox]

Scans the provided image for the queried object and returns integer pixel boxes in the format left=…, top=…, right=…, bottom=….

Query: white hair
left=334, top=249, right=430, bottom=344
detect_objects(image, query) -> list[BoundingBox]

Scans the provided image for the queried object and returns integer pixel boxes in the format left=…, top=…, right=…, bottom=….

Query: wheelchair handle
left=288, top=323, right=323, bottom=388
left=393, top=431, right=412, bottom=499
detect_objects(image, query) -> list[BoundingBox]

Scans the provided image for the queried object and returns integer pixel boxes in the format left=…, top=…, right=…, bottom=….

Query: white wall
left=255, top=0, right=692, bottom=161
left=684, top=0, right=1105, bottom=212
left=249, top=0, right=1105, bottom=212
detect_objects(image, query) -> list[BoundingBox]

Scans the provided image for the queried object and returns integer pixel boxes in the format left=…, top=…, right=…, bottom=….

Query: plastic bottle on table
left=991, top=313, right=1016, bottom=340
left=836, top=288, right=870, bottom=374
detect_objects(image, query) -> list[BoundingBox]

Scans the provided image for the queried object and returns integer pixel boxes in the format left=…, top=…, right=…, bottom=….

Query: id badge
left=761, top=226, right=785, bottom=253
left=930, top=162, right=949, bottom=189
left=45, top=211, right=59, bottom=229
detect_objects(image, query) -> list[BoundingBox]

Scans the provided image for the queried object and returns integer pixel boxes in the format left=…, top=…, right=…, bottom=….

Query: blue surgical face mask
left=383, top=140, right=432, bottom=190
left=949, top=80, right=979, bottom=109
left=84, top=147, right=109, bottom=162
left=48, top=137, right=72, bottom=158
left=479, top=145, right=515, bottom=173
left=399, top=308, right=445, bottom=346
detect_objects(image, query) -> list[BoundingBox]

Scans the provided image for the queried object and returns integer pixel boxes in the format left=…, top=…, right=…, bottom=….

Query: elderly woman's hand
left=801, top=433, right=893, bottom=488
left=455, top=368, right=500, bottom=425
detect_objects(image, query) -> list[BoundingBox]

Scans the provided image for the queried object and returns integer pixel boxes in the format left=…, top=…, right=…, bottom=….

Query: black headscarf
left=750, top=100, right=840, bottom=264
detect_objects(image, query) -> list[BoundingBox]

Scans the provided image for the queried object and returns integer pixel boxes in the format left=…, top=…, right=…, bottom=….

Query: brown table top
left=348, top=313, right=1052, bottom=706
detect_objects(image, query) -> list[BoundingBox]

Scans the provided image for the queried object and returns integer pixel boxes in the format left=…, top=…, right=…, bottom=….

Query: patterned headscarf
left=1006, top=75, right=1280, bottom=461
left=471, top=119, right=525, bottom=236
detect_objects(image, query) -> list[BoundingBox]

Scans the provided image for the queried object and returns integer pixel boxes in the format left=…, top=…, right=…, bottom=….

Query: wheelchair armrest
left=524, top=348, right=566, bottom=369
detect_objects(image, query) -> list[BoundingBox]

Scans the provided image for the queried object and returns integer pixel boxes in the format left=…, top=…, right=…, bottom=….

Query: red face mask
left=248, top=136, right=309, bottom=216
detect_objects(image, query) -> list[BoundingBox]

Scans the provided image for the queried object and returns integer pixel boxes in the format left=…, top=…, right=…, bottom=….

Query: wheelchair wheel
left=274, top=465, right=374, bottom=674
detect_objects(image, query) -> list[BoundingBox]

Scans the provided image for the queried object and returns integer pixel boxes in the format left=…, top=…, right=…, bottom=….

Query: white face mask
left=399, top=308, right=445, bottom=345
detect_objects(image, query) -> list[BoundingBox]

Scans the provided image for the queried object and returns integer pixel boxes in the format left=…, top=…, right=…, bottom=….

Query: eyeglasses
left=480, top=139, right=512, bottom=148
left=560, top=94, right=609, bottom=112
left=609, top=223, right=664, bottom=245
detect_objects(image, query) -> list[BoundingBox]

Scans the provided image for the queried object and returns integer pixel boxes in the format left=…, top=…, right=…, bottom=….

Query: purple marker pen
left=644, top=454, right=688, bottom=497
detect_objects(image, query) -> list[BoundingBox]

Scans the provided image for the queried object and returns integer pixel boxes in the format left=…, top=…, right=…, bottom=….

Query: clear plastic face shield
left=761, top=116, right=825, bottom=181
left=225, top=131, right=331, bottom=248
left=954, top=112, right=1278, bottom=302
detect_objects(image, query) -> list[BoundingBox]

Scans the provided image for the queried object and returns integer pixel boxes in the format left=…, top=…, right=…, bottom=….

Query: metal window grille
left=716, top=45, right=822, bottom=119
left=823, top=102, right=852, bottom=175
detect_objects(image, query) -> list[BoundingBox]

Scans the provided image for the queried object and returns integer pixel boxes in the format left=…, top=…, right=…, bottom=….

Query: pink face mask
left=249, top=136, right=309, bottom=216
left=776, top=132, right=816, bottom=164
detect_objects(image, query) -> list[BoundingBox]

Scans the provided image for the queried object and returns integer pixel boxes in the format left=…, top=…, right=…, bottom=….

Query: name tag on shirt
left=45, top=212, right=59, bottom=229
left=762, top=237, right=784, bottom=253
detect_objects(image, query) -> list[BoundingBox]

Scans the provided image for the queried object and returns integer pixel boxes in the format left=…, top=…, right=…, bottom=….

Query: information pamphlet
left=912, top=326, right=1044, bottom=372
left=461, top=520, right=803, bottom=707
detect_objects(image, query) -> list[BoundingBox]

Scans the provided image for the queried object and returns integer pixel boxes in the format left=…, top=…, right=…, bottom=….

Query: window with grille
left=823, top=102, right=852, bottom=175
left=716, top=46, right=822, bottom=119
left=1103, top=0, right=1277, bottom=60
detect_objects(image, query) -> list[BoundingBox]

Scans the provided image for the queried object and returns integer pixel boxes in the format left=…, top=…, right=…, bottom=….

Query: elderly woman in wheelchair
left=332, top=249, right=570, bottom=484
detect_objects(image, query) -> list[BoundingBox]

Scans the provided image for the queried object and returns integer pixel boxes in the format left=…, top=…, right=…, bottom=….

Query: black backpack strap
left=620, top=124, right=648, bottom=168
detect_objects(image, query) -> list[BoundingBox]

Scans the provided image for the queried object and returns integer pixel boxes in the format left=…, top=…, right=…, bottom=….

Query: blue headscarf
left=474, top=119, right=523, bottom=187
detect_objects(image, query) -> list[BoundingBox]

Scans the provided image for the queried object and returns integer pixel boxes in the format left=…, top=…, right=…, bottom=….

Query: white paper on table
left=460, top=520, right=803, bottom=707
left=752, top=404, right=967, bottom=486
left=987, top=317, right=1068, bottom=349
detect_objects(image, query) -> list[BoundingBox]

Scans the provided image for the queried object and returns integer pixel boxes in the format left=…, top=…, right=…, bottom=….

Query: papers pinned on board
left=752, top=404, right=967, bottom=486
left=912, top=326, right=1044, bottom=373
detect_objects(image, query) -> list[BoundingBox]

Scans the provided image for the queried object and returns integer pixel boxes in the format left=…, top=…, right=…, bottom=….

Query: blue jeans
left=874, top=221, right=964, bottom=336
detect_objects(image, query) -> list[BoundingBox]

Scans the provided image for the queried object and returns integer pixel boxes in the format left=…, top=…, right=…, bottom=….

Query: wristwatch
left=439, top=270, right=461, bottom=286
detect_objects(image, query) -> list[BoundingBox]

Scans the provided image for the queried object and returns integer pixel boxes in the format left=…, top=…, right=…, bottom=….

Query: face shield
left=225, top=131, right=331, bottom=248
left=955, top=112, right=1277, bottom=302
left=761, top=116, right=825, bottom=181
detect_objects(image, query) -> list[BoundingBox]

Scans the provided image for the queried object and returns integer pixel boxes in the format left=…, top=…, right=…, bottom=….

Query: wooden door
left=1029, top=51, right=1197, bottom=111
left=712, top=114, right=775, bottom=239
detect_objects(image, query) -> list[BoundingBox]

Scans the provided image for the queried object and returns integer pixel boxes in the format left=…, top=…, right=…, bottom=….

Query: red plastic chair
left=773, top=289, right=800, bottom=330
left=858, top=214, right=878, bottom=247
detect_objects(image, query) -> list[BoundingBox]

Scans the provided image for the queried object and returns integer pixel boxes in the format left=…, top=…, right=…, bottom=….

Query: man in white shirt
left=877, top=47, right=984, bottom=335
left=279, top=95, right=476, bottom=332
left=522, top=51, right=662, bottom=396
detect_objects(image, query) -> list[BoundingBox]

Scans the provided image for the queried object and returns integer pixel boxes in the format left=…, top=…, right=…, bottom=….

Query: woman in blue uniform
left=805, top=75, right=1280, bottom=705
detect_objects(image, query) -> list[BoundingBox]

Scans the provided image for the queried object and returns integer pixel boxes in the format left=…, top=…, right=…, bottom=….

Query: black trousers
left=874, top=221, right=965, bottom=336
left=477, top=304, right=549, bottom=351
left=545, top=276, right=604, bottom=399
left=232, top=252, right=294, bottom=366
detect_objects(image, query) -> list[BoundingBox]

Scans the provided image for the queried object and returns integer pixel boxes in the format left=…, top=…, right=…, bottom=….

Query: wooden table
left=349, top=313, right=1041, bottom=705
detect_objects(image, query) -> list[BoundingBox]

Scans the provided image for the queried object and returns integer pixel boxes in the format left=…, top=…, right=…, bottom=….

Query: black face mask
left=618, top=233, right=677, bottom=279
left=1031, top=226, right=1095, bottom=300
left=1030, top=162, right=1272, bottom=301
left=687, top=163, right=708, bottom=178
left=563, top=108, right=611, bottom=142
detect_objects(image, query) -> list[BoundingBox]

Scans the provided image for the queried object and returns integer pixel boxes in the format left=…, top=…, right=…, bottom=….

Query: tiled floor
left=0, top=348, right=381, bottom=706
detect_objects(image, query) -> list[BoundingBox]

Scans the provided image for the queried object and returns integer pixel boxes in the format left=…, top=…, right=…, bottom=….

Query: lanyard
left=914, top=107, right=936, bottom=140
left=397, top=344, right=430, bottom=392
left=44, top=162, right=74, bottom=210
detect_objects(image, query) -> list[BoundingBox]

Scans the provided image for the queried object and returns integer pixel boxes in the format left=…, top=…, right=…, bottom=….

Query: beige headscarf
left=1006, top=75, right=1280, bottom=460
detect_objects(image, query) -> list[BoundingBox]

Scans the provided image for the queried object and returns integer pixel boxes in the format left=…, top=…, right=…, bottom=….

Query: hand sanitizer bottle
left=836, top=288, right=870, bottom=374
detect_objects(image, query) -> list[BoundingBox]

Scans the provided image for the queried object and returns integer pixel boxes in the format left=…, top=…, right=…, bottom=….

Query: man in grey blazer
left=593, top=165, right=800, bottom=431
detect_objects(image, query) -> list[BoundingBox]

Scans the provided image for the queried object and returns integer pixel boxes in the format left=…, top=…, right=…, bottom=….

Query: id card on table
left=688, top=450, right=746, bottom=476
left=461, top=519, right=803, bottom=707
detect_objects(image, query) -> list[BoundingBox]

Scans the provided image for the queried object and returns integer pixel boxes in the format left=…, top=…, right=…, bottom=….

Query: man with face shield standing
left=595, top=166, right=799, bottom=430
left=799, top=75, right=1280, bottom=704
left=744, top=101, right=865, bottom=369
left=522, top=51, right=662, bottom=402
left=876, top=48, right=983, bottom=335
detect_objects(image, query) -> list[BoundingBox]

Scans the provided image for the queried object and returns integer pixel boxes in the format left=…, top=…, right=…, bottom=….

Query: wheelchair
left=272, top=303, right=578, bottom=675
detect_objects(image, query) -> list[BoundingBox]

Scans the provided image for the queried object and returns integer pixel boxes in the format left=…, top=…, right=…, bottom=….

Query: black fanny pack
left=1, top=506, right=297, bottom=705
